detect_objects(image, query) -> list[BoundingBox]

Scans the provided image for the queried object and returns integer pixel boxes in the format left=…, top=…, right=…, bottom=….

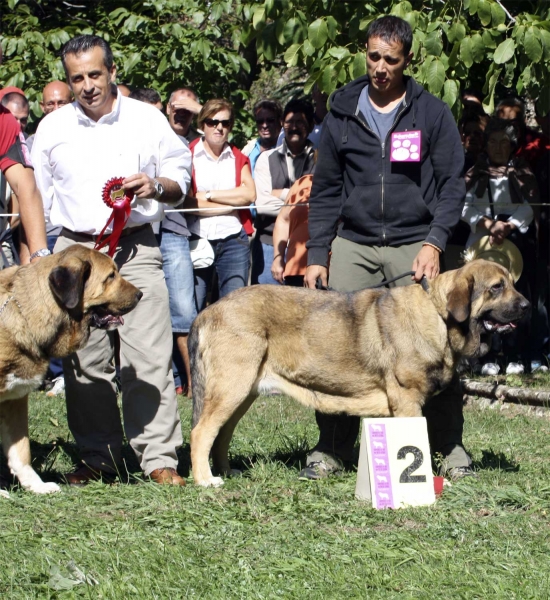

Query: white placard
left=355, top=417, right=436, bottom=509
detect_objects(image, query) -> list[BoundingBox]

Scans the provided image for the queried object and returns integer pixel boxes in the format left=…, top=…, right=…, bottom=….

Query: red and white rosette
left=94, top=177, right=133, bottom=257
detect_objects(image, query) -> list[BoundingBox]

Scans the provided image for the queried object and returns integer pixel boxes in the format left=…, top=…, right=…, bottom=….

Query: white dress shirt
left=31, top=94, right=191, bottom=234
left=188, top=139, right=242, bottom=240
left=462, top=176, right=534, bottom=247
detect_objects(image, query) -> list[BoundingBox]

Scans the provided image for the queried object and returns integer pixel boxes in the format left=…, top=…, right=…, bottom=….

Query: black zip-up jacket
left=306, top=76, right=466, bottom=267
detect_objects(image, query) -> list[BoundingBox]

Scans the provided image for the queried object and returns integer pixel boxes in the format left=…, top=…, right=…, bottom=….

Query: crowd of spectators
left=0, top=20, right=548, bottom=485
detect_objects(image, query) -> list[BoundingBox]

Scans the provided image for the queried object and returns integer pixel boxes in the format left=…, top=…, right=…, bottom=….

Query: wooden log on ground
left=460, top=379, right=550, bottom=407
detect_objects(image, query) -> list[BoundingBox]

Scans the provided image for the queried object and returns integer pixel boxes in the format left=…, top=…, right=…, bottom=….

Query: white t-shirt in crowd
left=188, top=139, right=242, bottom=240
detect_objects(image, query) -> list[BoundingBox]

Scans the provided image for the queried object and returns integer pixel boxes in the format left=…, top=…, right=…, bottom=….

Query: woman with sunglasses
left=184, top=99, right=256, bottom=311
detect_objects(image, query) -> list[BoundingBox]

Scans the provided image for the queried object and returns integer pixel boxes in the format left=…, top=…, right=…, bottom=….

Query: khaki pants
left=56, top=227, right=183, bottom=476
left=308, top=236, right=471, bottom=470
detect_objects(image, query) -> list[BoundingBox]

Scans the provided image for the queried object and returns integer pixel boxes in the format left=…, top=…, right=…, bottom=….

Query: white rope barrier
left=1, top=201, right=550, bottom=218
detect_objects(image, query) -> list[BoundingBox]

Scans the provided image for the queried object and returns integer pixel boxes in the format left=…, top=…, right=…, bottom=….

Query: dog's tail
left=189, top=321, right=205, bottom=429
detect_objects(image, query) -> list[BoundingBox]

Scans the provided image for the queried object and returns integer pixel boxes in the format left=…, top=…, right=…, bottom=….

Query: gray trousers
left=56, top=227, right=183, bottom=476
left=308, top=236, right=471, bottom=470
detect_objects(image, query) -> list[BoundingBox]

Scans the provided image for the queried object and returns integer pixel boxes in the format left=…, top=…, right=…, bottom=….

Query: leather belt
left=61, top=223, right=152, bottom=243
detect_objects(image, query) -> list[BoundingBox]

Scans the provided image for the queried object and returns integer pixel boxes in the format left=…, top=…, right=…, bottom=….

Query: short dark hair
left=253, top=99, right=282, bottom=121
left=129, top=88, right=162, bottom=105
left=61, top=35, right=114, bottom=73
left=484, top=117, right=519, bottom=151
left=283, top=98, right=314, bottom=128
left=366, top=16, right=413, bottom=56
left=462, top=88, right=484, bottom=103
left=1, top=92, right=29, bottom=110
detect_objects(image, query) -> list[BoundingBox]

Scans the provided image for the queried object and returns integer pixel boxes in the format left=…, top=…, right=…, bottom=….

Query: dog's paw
left=29, top=481, right=61, bottom=494
left=197, top=476, right=224, bottom=488
left=0, top=489, right=10, bottom=499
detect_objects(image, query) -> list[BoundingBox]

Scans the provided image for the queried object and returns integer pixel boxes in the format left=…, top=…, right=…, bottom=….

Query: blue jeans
left=194, top=228, right=250, bottom=311
left=159, top=230, right=197, bottom=389
left=251, top=236, right=281, bottom=285
left=159, top=230, right=197, bottom=333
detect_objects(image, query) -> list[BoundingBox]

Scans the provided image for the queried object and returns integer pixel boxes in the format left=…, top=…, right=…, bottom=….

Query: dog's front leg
left=0, top=396, right=60, bottom=494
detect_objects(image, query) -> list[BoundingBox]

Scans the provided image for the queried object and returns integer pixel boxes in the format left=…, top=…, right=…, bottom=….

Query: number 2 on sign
left=397, top=445, right=426, bottom=483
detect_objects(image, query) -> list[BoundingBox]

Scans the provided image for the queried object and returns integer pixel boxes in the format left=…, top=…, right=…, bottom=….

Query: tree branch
left=495, top=0, right=516, bottom=23
left=461, top=379, right=550, bottom=406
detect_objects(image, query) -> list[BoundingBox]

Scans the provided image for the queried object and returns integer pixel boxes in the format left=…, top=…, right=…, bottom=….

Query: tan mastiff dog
left=0, top=244, right=142, bottom=496
left=189, top=259, right=529, bottom=488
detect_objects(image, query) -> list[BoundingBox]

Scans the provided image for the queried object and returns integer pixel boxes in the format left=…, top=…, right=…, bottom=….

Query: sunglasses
left=256, top=117, right=277, bottom=125
left=204, top=118, right=231, bottom=128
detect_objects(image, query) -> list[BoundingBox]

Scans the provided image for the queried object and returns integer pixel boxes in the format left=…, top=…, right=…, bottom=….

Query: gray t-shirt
left=160, top=134, right=190, bottom=236
left=357, top=85, right=402, bottom=143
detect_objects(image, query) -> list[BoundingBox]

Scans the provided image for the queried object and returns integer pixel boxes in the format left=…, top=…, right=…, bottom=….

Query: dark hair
left=253, top=99, right=283, bottom=121
left=61, top=35, right=114, bottom=73
left=283, top=98, right=314, bottom=128
left=484, top=117, right=519, bottom=151
left=496, top=97, right=525, bottom=120
left=1, top=92, right=29, bottom=109
left=129, top=88, right=162, bottom=105
left=366, top=16, right=413, bottom=56
left=462, top=88, right=484, bottom=103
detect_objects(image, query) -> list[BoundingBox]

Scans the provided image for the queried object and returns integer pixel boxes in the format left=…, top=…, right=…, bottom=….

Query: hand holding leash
left=305, top=264, right=328, bottom=289
left=412, top=244, right=440, bottom=282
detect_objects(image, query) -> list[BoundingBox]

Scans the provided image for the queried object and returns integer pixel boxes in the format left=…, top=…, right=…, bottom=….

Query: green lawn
left=0, top=390, right=549, bottom=599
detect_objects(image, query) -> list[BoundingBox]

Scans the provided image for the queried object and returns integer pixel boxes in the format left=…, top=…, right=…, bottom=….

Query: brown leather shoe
left=64, top=464, right=117, bottom=486
left=148, top=467, right=186, bottom=486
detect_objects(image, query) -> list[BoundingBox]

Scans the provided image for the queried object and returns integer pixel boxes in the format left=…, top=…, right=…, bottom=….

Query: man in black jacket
left=302, top=16, right=473, bottom=481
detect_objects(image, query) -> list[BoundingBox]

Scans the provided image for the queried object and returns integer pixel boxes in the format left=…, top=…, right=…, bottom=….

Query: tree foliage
left=248, top=0, right=550, bottom=118
left=0, top=0, right=258, bottom=140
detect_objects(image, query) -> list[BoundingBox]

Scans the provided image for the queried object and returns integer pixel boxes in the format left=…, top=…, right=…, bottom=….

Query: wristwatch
left=205, top=191, right=212, bottom=201
left=153, top=179, right=164, bottom=200
left=29, top=248, right=52, bottom=261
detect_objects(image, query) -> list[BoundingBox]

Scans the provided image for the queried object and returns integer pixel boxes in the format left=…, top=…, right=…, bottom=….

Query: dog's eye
left=106, top=272, right=116, bottom=282
left=491, top=282, right=503, bottom=293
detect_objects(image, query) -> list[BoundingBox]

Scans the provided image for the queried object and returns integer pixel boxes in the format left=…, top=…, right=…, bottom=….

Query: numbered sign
left=355, top=417, right=435, bottom=509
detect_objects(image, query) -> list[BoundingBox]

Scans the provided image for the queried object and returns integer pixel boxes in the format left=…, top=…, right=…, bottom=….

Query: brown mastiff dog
left=0, top=244, right=142, bottom=496
left=189, top=259, right=529, bottom=487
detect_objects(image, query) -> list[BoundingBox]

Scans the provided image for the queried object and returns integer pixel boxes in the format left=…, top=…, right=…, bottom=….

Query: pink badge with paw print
left=390, top=130, right=421, bottom=162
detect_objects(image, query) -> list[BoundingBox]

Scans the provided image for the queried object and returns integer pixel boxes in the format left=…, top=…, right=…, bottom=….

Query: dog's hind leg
left=211, top=392, right=258, bottom=477
left=0, top=396, right=60, bottom=494
left=191, top=382, right=263, bottom=488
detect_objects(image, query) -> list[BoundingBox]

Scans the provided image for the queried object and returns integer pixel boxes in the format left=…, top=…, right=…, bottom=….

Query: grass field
left=0, top=387, right=549, bottom=599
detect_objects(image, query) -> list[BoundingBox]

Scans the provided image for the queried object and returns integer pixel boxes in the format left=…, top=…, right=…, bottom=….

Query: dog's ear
left=49, top=259, right=92, bottom=310
left=446, top=274, right=473, bottom=323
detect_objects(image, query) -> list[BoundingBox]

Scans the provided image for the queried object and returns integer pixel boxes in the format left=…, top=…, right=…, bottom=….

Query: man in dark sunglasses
left=167, top=87, right=203, bottom=144
left=160, top=86, right=203, bottom=400
left=242, top=99, right=282, bottom=175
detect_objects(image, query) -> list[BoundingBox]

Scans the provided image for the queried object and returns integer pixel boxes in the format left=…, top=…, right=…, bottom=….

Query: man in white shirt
left=31, top=35, right=191, bottom=486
